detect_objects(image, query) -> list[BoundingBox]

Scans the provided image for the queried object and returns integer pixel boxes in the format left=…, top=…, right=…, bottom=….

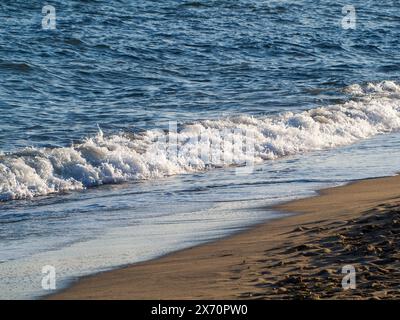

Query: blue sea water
left=0, top=0, right=400, bottom=298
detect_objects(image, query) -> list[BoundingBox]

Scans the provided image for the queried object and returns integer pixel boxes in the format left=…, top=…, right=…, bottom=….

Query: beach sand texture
left=49, top=175, right=400, bottom=300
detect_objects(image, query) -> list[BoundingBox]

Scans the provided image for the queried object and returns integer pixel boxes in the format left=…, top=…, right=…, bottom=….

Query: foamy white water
left=1, top=81, right=400, bottom=201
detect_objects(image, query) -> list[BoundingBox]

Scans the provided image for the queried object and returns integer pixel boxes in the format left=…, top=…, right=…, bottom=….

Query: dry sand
left=48, top=175, right=400, bottom=300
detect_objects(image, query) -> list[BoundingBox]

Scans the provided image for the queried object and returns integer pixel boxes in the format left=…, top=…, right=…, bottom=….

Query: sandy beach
left=48, top=175, right=400, bottom=300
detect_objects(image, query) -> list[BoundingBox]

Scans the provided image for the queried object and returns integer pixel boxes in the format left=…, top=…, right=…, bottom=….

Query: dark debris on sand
left=237, top=202, right=400, bottom=300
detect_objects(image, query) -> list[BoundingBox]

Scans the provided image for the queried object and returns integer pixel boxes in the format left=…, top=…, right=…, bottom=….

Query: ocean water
left=1, top=0, right=400, bottom=299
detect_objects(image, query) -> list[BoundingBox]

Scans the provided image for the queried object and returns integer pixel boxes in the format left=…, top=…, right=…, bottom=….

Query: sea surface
left=1, top=0, right=400, bottom=299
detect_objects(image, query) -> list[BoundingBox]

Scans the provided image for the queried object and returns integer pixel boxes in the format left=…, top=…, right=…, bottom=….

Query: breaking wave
left=1, top=81, right=400, bottom=201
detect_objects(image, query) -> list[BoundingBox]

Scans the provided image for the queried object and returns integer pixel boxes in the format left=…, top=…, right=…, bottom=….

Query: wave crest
left=1, top=81, right=400, bottom=201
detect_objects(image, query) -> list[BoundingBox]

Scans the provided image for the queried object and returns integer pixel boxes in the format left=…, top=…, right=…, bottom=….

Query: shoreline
left=48, top=175, right=400, bottom=300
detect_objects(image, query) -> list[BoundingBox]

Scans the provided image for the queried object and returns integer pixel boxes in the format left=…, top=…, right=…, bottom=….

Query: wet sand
left=48, top=175, right=400, bottom=300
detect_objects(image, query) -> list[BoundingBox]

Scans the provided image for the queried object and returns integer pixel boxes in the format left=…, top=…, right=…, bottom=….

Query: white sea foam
left=1, top=81, right=400, bottom=201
